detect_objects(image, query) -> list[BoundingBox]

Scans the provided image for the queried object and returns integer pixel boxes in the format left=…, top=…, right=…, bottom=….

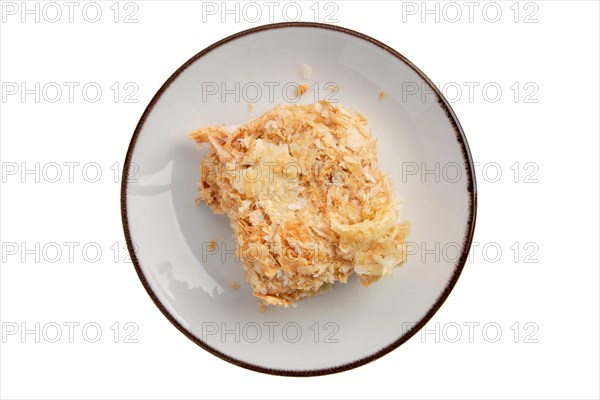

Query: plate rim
left=120, top=21, right=478, bottom=377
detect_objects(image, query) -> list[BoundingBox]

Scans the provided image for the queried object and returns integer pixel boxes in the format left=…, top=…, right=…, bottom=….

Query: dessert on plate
left=190, top=101, right=410, bottom=308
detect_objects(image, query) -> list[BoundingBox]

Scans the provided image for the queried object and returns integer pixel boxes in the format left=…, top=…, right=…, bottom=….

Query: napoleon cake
left=190, top=101, right=410, bottom=308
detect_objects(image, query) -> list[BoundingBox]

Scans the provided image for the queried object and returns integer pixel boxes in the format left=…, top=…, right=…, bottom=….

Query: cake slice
left=190, top=101, right=410, bottom=307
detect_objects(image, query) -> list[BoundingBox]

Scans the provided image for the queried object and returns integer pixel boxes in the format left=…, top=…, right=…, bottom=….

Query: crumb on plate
left=297, top=83, right=308, bottom=97
left=379, top=91, right=385, bottom=100
left=207, top=240, right=217, bottom=252
left=299, top=63, right=312, bottom=80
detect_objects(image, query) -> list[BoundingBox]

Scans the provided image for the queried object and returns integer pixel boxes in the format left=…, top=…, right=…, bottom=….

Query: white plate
left=121, top=22, right=477, bottom=376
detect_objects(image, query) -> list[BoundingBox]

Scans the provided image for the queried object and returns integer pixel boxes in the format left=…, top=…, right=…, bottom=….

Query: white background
left=1, top=1, right=599, bottom=399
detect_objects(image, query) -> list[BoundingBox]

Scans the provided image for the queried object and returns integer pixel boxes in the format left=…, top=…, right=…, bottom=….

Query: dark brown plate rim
left=120, top=21, right=478, bottom=377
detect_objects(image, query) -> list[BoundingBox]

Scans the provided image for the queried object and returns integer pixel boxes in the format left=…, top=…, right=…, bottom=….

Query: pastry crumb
left=207, top=240, right=217, bottom=252
left=247, top=102, right=254, bottom=114
left=297, top=83, right=308, bottom=97
left=299, top=63, right=312, bottom=80
left=329, top=84, right=339, bottom=92
left=379, top=91, right=385, bottom=100
left=230, top=281, right=240, bottom=289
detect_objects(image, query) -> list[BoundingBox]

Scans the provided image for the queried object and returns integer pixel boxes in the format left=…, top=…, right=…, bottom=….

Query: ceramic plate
left=121, top=22, right=477, bottom=376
